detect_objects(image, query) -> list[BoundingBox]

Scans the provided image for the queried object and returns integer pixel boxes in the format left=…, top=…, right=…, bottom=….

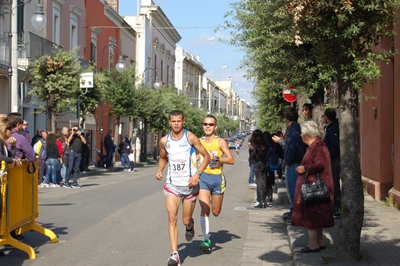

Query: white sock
left=200, top=215, right=209, bottom=241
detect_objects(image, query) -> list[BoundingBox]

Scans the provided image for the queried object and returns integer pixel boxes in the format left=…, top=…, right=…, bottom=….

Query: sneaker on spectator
left=40, top=183, right=50, bottom=188
left=127, top=169, right=132, bottom=172
left=81, top=171, right=87, bottom=174
left=71, top=184, right=81, bottom=189
left=167, top=252, right=181, bottom=266
left=63, top=184, right=71, bottom=189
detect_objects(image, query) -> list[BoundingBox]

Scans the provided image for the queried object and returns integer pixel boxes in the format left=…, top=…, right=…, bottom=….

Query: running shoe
left=167, top=252, right=181, bottom=266
left=199, top=239, right=212, bottom=253
left=185, top=218, right=195, bottom=241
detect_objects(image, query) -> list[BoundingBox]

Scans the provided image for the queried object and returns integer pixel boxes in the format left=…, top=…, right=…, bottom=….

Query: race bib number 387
left=170, top=159, right=189, bottom=176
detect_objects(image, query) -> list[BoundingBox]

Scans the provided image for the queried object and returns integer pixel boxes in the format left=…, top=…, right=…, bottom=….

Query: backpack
left=266, top=145, right=281, bottom=171
left=38, top=138, right=47, bottom=160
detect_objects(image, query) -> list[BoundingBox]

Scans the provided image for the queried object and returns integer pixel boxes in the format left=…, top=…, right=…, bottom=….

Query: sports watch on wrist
left=196, top=170, right=202, bottom=175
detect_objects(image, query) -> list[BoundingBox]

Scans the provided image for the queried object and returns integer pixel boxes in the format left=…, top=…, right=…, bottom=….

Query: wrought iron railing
left=29, top=32, right=61, bottom=60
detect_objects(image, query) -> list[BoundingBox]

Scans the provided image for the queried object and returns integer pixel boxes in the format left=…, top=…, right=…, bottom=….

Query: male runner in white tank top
left=156, top=110, right=210, bottom=266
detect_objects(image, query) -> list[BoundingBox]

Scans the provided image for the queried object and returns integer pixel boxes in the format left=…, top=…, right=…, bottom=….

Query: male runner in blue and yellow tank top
left=156, top=110, right=210, bottom=266
left=198, top=115, right=235, bottom=252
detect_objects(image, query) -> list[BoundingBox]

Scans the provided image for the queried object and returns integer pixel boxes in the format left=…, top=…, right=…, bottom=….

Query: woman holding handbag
left=291, top=121, right=334, bottom=253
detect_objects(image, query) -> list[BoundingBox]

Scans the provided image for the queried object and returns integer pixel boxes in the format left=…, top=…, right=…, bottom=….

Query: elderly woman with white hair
left=291, top=121, right=335, bottom=253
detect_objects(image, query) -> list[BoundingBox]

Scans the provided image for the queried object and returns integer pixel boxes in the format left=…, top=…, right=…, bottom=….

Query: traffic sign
left=283, top=86, right=297, bottom=102
left=80, top=72, right=94, bottom=88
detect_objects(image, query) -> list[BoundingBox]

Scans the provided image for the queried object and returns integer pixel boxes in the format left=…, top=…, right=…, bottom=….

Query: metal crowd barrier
left=0, top=160, right=58, bottom=259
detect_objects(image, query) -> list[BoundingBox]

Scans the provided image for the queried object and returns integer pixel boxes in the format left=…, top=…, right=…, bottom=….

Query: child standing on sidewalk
left=128, top=149, right=136, bottom=172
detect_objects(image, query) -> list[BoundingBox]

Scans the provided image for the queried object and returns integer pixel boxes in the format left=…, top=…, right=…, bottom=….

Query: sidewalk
left=244, top=180, right=400, bottom=265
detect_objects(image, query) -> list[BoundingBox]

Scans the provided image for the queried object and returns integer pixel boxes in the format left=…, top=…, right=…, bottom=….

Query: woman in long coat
left=291, top=121, right=334, bottom=253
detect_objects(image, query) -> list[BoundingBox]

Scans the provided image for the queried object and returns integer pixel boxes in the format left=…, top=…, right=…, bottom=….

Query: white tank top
left=165, top=130, right=198, bottom=186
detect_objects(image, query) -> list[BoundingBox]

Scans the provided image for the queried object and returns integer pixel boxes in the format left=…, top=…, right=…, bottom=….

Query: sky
left=118, top=0, right=254, bottom=105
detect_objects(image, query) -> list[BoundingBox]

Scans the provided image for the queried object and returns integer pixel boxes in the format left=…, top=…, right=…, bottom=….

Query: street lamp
left=186, top=36, right=216, bottom=53
left=101, top=44, right=126, bottom=73
left=142, top=68, right=161, bottom=90
left=99, top=126, right=104, bottom=166
left=10, top=0, right=47, bottom=113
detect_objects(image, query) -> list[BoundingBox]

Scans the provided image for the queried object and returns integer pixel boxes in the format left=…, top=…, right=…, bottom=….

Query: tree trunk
left=336, top=79, right=364, bottom=261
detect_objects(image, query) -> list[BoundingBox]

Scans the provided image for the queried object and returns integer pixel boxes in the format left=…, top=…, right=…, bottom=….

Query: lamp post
left=186, top=37, right=216, bottom=55
left=99, top=44, right=126, bottom=163
left=99, top=126, right=104, bottom=167
left=139, top=68, right=161, bottom=162
left=142, top=67, right=161, bottom=90
left=101, top=44, right=126, bottom=73
left=9, top=0, right=46, bottom=113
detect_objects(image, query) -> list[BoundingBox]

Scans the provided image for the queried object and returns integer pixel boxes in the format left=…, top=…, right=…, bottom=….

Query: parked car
left=226, top=137, right=236, bottom=149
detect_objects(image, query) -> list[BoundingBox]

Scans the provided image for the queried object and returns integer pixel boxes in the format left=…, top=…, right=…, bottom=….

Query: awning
left=55, top=112, right=78, bottom=129
left=55, top=112, right=96, bottom=130
left=83, top=113, right=96, bottom=130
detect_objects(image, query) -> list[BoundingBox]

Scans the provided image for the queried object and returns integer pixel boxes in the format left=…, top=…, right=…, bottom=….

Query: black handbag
left=301, top=165, right=330, bottom=205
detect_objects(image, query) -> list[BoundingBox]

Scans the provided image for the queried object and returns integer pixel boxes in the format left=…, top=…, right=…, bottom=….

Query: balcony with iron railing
left=29, top=32, right=61, bottom=61
left=1, top=32, right=60, bottom=71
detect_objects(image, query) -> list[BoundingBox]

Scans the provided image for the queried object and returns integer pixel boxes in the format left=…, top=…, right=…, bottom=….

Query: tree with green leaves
left=225, top=0, right=400, bottom=261
left=95, top=67, right=137, bottom=129
left=28, top=46, right=84, bottom=129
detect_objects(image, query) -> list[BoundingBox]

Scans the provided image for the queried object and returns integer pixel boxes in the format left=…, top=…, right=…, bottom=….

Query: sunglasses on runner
left=203, top=123, right=215, bottom=127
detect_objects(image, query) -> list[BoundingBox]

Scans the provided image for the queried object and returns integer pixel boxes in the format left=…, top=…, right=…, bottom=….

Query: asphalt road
left=2, top=146, right=255, bottom=266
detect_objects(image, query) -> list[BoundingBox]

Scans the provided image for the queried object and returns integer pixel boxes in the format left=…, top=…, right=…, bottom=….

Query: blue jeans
left=120, top=153, right=130, bottom=169
left=61, top=164, right=67, bottom=183
left=248, top=163, right=255, bottom=184
left=65, top=151, right=81, bottom=185
left=285, top=163, right=300, bottom=214
left=44, top=158, right=61, bottom=184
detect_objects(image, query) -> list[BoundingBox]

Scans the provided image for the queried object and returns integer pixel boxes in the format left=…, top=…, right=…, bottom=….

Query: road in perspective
left=1, top=142, right=292, bottom=266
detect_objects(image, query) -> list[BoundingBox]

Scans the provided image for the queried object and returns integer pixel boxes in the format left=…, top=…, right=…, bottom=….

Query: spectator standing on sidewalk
left=302, top=103, right=313, bottom=121
left=42, top=133, right=61, bottom=188
left=277, top=107, right=307, bottom=220
left=104, top=129, right=114, bottom=169
left=36, top=130, right=48, bottom=184
left=63, top=125, right=86, bottom=189
left=124, top=132, right=131, bottom=145
left=135, top=136, right=141, bottom=163
left=128, top=149, right=136, bottom=172
left=31, top=128, right=42, bottom=146
left=79, top=132, right=89, bottom=174
left=7, top=113, right=36, bottom=163
left=118, top=137, right=131, bottom=171
left=247, top=141, right=256, bottom=187
left=22, top=120, right=30, bottom=142
left=0, top=117, right=21, bottom=165
left=323, top=108, right=341, bottom=218
left=155, top=110, right=210, bottom=266
left=292, top=121, right=334, bottom=253
left=60, top=127, right=69, bottom=184
left=250, top=129, right=268, bottom=208
left=198, top=115, right=235, bottom=252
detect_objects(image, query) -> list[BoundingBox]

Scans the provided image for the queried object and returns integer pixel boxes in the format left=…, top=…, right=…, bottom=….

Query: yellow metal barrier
left=0, top=160, right=58, bottom=259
